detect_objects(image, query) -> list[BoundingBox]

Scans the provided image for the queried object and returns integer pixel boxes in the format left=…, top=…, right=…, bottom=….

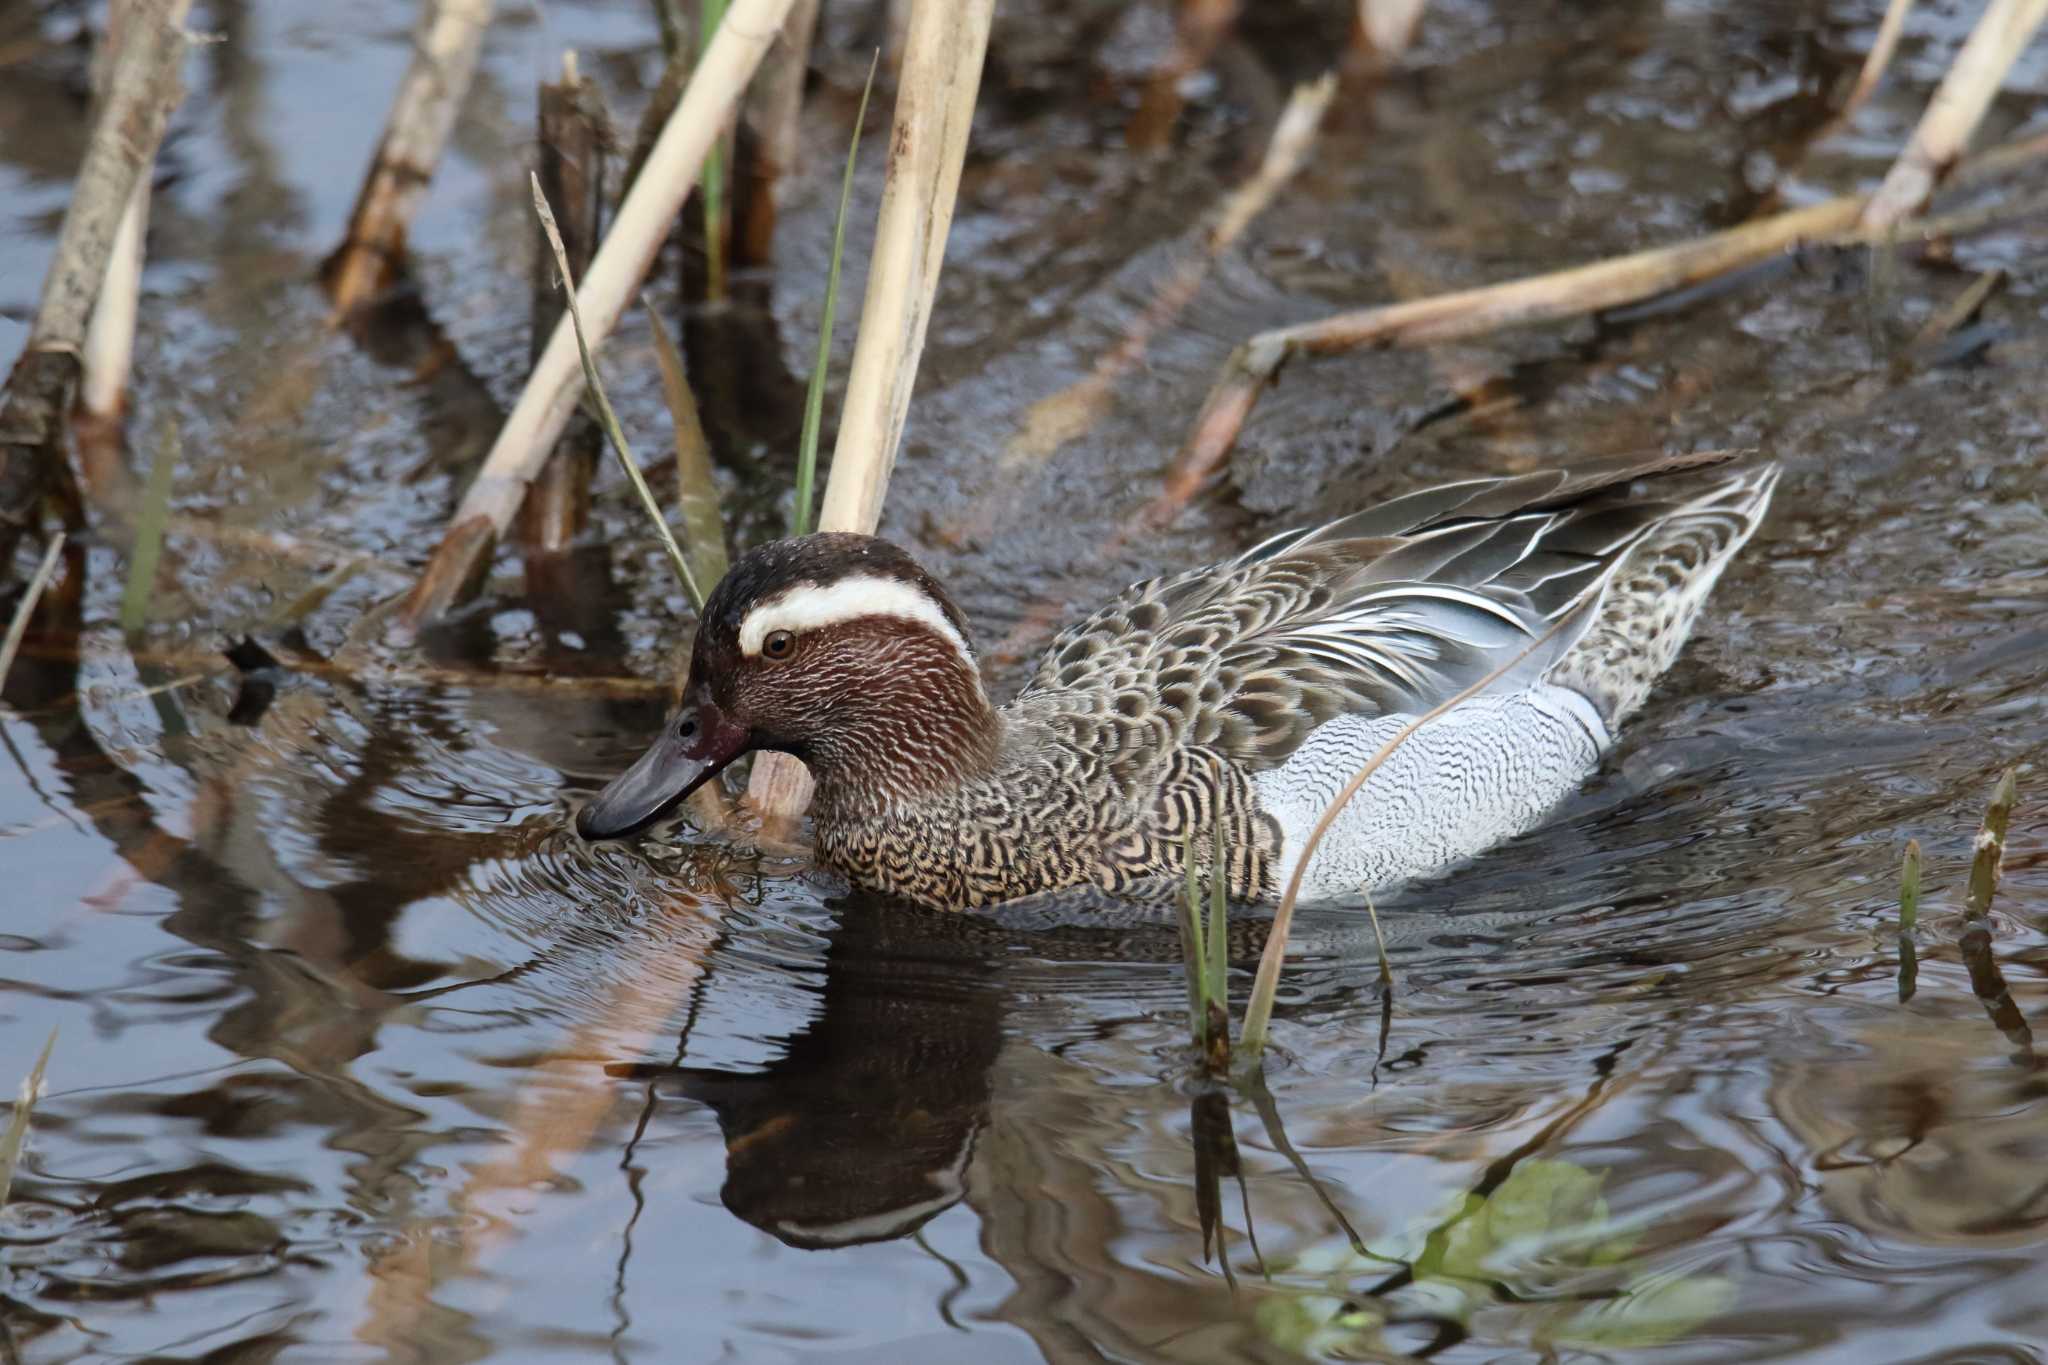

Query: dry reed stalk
left=743, top=0, right=994, bottom=820
left=1828, top=0, right=1917, bottom=136
left=734, top=0, right=822, bottom=265
left=1348, top=0, right=1427, bottom=69
left=1163, top=131, right=2048, bottom=516
left=0, top=534, right=66, bottom=693
left=403, top=0, right=800, bottom=630
left=74, top=2, right=156, bottom=490
left=518, top=54, right=609, bottom=556
left=78, top=0, right=154, bottom=427
left=323, top=0, right=496, bottom=317
left=1860, top=0, right=2048, bottom=232
left=0, top=0, right=191, bottom=581
left=990, top=75, right=1334, bottom=489
left=78, top=183, right=146, bottom=423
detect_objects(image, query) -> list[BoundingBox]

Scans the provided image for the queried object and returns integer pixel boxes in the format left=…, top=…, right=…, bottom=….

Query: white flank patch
left=737, top=574, right=972, bottom=661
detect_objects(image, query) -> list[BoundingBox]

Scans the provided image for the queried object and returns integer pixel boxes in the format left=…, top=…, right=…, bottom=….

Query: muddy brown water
left=4, top=1, right=2048, bottom=1360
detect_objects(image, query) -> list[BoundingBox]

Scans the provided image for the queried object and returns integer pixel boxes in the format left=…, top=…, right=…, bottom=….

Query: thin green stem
left=119, top=416, right=178, bottom=634
left=699, top=0, right=730, bottom=302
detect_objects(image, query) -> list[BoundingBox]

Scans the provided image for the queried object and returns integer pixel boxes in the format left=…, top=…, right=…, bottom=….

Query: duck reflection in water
left=609, top=898, right=1007, bottom=1249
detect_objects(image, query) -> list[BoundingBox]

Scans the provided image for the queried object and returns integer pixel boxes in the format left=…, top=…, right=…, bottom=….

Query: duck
left=576, top=450, right=1778, bottom=913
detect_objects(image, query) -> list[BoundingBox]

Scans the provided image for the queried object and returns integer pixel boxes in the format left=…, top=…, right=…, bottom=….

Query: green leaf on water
left=1547, top=1268, right=1738, bottom=1349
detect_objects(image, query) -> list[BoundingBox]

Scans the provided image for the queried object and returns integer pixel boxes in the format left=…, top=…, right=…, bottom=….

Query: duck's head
left=576, top=533, right=996, bottom=839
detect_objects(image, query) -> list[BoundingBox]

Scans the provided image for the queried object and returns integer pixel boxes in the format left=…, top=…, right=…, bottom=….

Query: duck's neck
left=802, top=657, right=1003, bottom=818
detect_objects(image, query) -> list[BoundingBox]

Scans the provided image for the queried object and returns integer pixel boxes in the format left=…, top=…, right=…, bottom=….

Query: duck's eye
left=762, top=630, right=797, bottom=660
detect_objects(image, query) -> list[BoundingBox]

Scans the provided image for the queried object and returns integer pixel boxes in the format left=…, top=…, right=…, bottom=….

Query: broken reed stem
left=0, top=535, right=66, bottom=693
left=519, top=52, right=609, bottom=556
left=79, top=0, right=155, bottom=424
left=532, top=176, right=703, bottom=611
left=0, top=1029, right=58, bottom=1209
left=1239, top=597, right=1596, bottom=1058
left=645, top=308, right=728, bottom=595
left=746, top=0, right=995, bottom=820
left=1860, top=0, right=2048, bottom=232
left=0, top=0, right=191, bottom=581
left=1349, top=0, right=1427, bottom=68
left=793, top=52, right=880, bottom=539
left=405, top=0, right=798, bottom=628
left=1167, top=130, right=2048, bottom=509
left=733, top=0, right=822, bottom=266
left=1825, top=0, right=1916, bottom=138
left=1964, top=768, right=2018, bottom=921
left=325, top=0, right=497, bottom=316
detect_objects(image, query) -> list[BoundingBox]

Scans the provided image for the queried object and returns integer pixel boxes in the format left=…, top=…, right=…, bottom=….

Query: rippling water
left=4, top=1, right=2046, bottom=1360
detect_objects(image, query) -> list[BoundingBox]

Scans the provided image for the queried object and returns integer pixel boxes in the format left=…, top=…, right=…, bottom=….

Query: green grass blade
left=120, top=416, right=179, bottom=634
left=1364, top=887, right=1393, bottom=987
left=645, top=304, right=729, bottom=594
left=0, top=532, right=65, bottom=691
left=1208, top=813, right=1229, bottom=1017
left=793, top=51, right=880, bottom=538
left=531, top=174, right=703, bottom=610
left=1205, top=813, right=1231, bottom=1071
left=1179, top=826, right=1206, bottom=1049
left=699, top=0, right=729, bottom=302
left=0, top=1028, right=56, bottom=1209
left=1964, top=769, right=2016, bottom=921
left=1898, top=838, right=1921, bottom=934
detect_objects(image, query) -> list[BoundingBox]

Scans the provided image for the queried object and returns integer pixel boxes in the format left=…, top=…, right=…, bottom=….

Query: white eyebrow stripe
left=736, top=574, right=972, bottom=660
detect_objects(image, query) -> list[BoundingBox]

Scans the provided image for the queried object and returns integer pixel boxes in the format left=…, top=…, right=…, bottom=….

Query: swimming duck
left=577, top=451, right=1777, bottom=912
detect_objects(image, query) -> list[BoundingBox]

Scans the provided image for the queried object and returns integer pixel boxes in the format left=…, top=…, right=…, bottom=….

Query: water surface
left=3, top=2, right=2046, bottom=1360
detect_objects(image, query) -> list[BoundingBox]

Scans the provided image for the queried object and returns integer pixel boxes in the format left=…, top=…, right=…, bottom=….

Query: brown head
left=576, top=533, right=999, bottom=839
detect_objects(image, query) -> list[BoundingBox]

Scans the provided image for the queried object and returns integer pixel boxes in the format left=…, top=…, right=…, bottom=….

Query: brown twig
left=0, top=0, right=192, bottom=582
left=733, top=0, right=822, bottom=266
left=1162, top=130, right=2048, bottom=518
left=518, top=52, right=610, bottom=558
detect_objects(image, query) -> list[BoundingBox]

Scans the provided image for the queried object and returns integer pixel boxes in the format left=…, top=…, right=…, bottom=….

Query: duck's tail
left=1547, top=463, right=1780, bottom=725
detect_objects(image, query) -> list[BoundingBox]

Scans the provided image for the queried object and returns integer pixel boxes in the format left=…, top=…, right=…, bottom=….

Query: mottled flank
left=607, top=455, right=1777, bottom=912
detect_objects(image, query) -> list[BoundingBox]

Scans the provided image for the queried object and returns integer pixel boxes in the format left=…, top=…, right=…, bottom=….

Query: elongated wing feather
left=1016, top=453, right=1763, bottom=772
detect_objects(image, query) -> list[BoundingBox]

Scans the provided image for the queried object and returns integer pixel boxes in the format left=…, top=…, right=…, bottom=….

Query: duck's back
left=1010, top=452, right=1778, bottom=903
